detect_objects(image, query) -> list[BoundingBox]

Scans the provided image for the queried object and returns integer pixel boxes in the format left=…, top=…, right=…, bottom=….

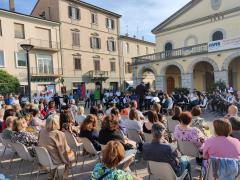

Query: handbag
left=63, top=149, right=75, bottom=162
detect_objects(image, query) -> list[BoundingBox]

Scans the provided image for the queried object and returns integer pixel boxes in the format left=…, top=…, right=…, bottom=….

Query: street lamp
left=20, top=44, right=34, bottom=103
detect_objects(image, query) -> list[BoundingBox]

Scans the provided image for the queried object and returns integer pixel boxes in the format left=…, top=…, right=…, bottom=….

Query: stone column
left=155, top=75, right=165, bottom=91
left=214, top=71, right=228, bottom=85
left=181, top=73, right=193, bottom=90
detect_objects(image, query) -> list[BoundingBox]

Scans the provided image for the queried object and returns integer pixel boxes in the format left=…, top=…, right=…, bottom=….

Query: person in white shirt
left=106, top=102, right=115, bottom=115
left=69, top=99, right=78, bottom=118
left=124, top=109, right=143, bottom=132
left=75, top=106, right=86, bottom=125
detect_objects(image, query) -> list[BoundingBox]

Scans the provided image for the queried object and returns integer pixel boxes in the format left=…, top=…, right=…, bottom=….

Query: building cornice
left=119, top=35, right=156, bottom=46
left=0, top=8, right=59, bottom=25
left=153, top=6, right=240, bottom=34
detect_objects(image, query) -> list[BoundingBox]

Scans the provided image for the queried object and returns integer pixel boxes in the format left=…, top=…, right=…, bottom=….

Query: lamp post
left=20, top=44, right=34, bottom=103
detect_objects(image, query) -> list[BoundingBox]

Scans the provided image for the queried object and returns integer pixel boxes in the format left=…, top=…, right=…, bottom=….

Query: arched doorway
left=142, top=68, right=156, bottom=90
left=228, top=57, right=240, bottom=90
left=165, top=65, right=182, bottom=94
left=193, top=62, right=214, bottom=92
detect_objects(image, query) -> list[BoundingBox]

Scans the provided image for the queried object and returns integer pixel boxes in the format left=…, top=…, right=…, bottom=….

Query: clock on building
left=211, top=0, right=222, bottom=10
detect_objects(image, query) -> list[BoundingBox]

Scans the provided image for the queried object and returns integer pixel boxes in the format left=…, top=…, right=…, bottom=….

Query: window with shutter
left=94, top=60, right=100, bottom=71
left=110, top=62, right=116, bottom=72
left=91, top=13, right=97, bottom=24
left=0, top=20, right=2, bottom=36
left=91, top=37, right=101, bottom=49
left=107, top=40, right=116, bottom=51
left=14, top=23, right=25, bottom=39
left=72, top=31, right=80, bottom=46
left=106, top=18, right=115, bottom=29
left=69, top=6, right=80, bottom=20
left=74, top=57, right=81, bottom=70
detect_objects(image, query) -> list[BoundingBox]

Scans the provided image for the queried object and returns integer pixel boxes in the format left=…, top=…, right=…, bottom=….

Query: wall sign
left=208, top=37, right=240, bottom=52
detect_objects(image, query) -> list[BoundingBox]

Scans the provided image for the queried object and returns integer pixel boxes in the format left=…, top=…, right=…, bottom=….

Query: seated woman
left=174, top=112, right=206, bottom=148
left=143, top=111, right=159, bottom=134
left=2, top=116, right=16, bottom=139
left=60, top=110, right=80, bottom=137
left=124, top=109, right=143, bottom=132
left=203, top=119, right=240, bottom=160
left=92, top=141, right=141, bottom=180
left=79, top=115, right=101, bottom=151
left=11, top=117, right=38, bottom=157
left=171, top=106, right=182, bottom=122
left=191, top=106, right=210, bottom=136
left=75, top=106, right=86, bottom=126
left=99, top=115, right=136, bottom=150
left=31, top=109, right=45, bottom=132
left=38, top=114, right=75, bottom=179
left=229, top=116, right=240, bottom=140
left=152, top=103, right=165, bottom=125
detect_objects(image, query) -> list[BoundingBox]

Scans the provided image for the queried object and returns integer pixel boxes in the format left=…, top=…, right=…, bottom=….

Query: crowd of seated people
left=0, top=87, right=240, bottom=180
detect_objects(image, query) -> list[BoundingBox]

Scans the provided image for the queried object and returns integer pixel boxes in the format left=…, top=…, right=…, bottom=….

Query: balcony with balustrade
left=87, top=70, right=109, bottom=81
left=19, top=38, right=60, bottom=52
left=132, top=43, right=208, bottom=65
left=30, top=67, right=63, bottom=82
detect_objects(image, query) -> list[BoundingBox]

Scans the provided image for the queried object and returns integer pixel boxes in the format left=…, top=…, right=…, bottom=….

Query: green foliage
left=0, top=70, right=20, bottom=95
left=210, top=80, right=226, bottom=92
left=174, top=87, right=189, bottom=95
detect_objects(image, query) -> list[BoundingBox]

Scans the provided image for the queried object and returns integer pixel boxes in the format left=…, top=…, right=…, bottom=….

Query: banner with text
left=208, top=37, right=240, bottom=52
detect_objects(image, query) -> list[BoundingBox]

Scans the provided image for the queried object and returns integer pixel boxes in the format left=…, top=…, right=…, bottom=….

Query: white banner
left=208, top=37, right=240, bottom=52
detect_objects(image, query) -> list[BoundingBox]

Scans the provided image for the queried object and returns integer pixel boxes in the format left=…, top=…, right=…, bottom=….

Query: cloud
left=83, top=0, right=191, bottom=42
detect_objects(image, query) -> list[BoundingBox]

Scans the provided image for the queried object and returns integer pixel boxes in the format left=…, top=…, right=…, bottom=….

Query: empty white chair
left=167, top=118, right=179, bottom=133
left=64, top=131, right=83, bottom=164
left=148, top=161, right=189, bottom=180
left=80, top=138, right=101, bottom=169
left=11, top=142, right=35, bottom=179
left=144, top=133, right=152, bottom=143
left=177, top=140, right=200, bottom=157
left=35, top=146, right=74, bottom=180
left=127, top=129, right=143, bottom=144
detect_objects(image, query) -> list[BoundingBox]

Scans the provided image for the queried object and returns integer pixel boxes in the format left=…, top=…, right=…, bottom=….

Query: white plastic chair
left=148, top=161, right=189, bottom=180
left=64, top=131, right=83, bottom=164
left=127, top=129, right=144, bottom=144
left=144, top=133, right=152, bottom=143
left=177, top=140, right=200, bottom=157
left=35, top=146, right=74, bottom=180
left=167, top=118, right=179, bottom=133
left=80, top=138, right=101, bottom=169
left=0, top=133, right=16, bottom=169
left=206, top=157, right=240, bottom=180
left=11, top=142, right=36, bottom=179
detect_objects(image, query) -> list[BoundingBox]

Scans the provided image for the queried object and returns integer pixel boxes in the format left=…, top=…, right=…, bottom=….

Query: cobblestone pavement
left=0, top=111, right=220, bottom=180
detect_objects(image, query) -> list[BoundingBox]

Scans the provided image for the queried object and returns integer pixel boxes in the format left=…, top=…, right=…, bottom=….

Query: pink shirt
left=203, top=136, right=240, bottom=160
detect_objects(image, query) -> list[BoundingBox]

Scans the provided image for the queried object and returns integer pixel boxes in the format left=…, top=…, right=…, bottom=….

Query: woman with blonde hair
left=75, top=106, right=86, bottom=125
left=38, top=114, right=75, bottom=179
left=92, top=141, right=141, bottom=180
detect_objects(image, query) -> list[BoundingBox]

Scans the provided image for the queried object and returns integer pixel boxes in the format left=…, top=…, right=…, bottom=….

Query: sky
left=0, top=0, right=191, bottom=42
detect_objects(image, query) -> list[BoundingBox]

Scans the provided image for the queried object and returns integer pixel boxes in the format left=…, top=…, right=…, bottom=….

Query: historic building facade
left=119, top=35, right=156, bottom=89
left=32, top=0, right=122, bottom=92
left=0, top=8, right=61, bottom=95
left=133, top=0, right=240, bottom=93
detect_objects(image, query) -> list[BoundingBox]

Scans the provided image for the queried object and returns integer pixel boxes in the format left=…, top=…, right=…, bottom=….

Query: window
left=90, top=37, right=101, bottom=49
left=94, top=60, right=100, bottom=71
left=110, top=61, right=116, bottom=72
left=107, top=40, right=116, bottom=51
left=16, top=52, right=27, bottom=67
left=37, top=55, right=53, bottom=74
left=0, top=20, right=2, bottom=36
left=74, top=57, right=81, bottom=70
left=91, top=13, right=97, bottom=24
left=0, top=51, right=4, bottom=67
left=14, top=23, right=25, bottom=39
left=68, top=6, right=80, bottom=20
left=126, top=43, right=130, bottom=53
left=125, top=62, right=132, bottom=74
left=137, top=45, right=140, bottom=55
left=106, top=18, right=115, bottom=29
left=146, top=47, right=149, bottom=54
left=72, top=31, right=80, bottom=46
left=212, top=31, right=224, bottom=41
left=165, top=42, right=173, bottom=51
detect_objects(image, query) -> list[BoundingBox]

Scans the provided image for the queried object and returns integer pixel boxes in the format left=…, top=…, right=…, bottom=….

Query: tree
left=0, top=70, right=20, bottom=95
